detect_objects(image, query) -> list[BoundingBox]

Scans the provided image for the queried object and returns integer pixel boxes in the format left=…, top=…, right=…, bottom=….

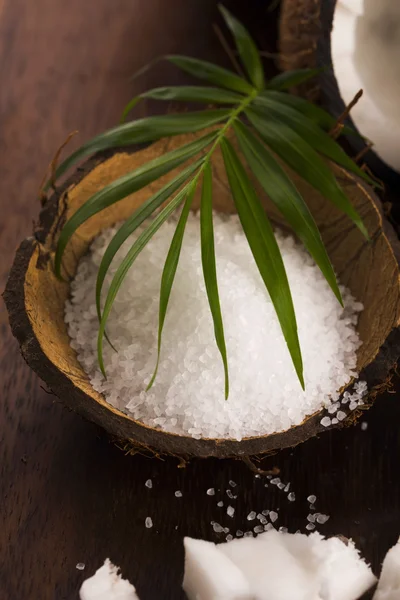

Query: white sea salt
left=288, top=492, right=296, bottom=502
left=229, top=480, right=237, bottom=487
left=227, top=506, right=235, bottom=518
left=145, top=517, right=153, bottom=529
left=361, top=422, right=368, bottom=431
left=236, top=530, right=244, bottom=537
left=306, top=523, right=316, bottom=531
left=175, top=490, right=182, bottom=498
left=271, top=477, right=281, bottom=485
left=254, top=525, right=264, bottom=534
left=212, top=522, right=224, bottom=533
left=206, top=488, right=215, bottom=496
left=320, top=416, right=332, bottom=427
left=217, top=501, right=224, bottom=507
left=76, top=563, right=86, bottom=571
left=307, top=495, right=317, bottom=504
left=316, top=514, right=330, bottom=524
left=226, top=534, right=233, bottom=542
left=145, top=479, right=152, bottom=489
left=247, top=511, right=256, bottom=521
left=336, top=410, right=346, bottom=421
left=66, top=214, right=363, bottom=441
left=269, top=511, right=278, bottom=523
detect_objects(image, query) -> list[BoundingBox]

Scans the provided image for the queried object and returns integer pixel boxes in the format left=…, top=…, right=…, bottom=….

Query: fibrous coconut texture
left=373, top=538, right=400, bottom=600
left=332, top=0, right=400, bottom=172
left=79, top=559, right=139, bottom=600
left=66, top=213, right=363, bottom=441
left=183, top=530, right=376, bottom=600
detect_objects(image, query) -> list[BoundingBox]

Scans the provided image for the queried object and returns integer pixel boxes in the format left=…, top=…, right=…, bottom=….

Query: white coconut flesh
left=183, top=530, right=376, bottom=600
left=332, top=0, right=400, bottom=172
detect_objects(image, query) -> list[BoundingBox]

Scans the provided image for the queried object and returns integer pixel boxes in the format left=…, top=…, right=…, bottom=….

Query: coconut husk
left=278, top=0, right=400, bottom=189
left=4, top=131, right=400, bottom=459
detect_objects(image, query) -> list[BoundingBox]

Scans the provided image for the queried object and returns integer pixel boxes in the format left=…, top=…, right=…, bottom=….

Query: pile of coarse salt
left=66, top=213, right=363, bottom=440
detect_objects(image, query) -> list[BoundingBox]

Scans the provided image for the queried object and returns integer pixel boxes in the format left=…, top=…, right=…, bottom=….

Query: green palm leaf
left=220, top=137, right=304, bottom=389
left=250, top=99, right=376, bottom=186
left=200, top=162, right=229, bottom=398
left=97, top=182, right=193, bottom=376
left=167, top=55, right=253, bottom=94
left=234, top=120, right=341, bottom=305
left=55, top=131, right=217, bottom=278
left=45, top=109, right=229, bottom=191
left=266, top=68, right=322, bottom=90
left=246, top=108, right=369, bottom=239
left=121, top=87, right=244, bottom=123
left=218, top=4, right=264, bottom=90
left=95, top=159, right=204, bottom=323
left=147, top=182, right=197, bottom=390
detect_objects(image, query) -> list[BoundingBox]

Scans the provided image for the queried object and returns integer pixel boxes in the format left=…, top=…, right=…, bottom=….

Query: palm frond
left=51, top=5, right=371, bottom=396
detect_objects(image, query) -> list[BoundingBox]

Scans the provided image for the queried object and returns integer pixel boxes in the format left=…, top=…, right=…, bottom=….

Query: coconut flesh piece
left=79, top=559, right=140, bottom=600
left=331, top=0, right=400, bottom=172
left=373, top=538, right=400, bottom=600
left=183, top=530, right=376, bottom=600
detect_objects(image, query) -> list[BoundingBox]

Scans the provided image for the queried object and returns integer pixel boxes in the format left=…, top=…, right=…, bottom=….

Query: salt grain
left=66, top=214, right=363, bottom=441
left=145, top=479, right=152, bottom=489
left=361, top=422, right=368, bottom=431
left=227, top=506, right=235, bottom=518
left=76, top=563, right=85, bottom=571
left=212, top=522, right=224, bottom=533
left=269, top=511, right=278, bottom=523
left=217, top=501, right=224, bottom=507
left=226, top=534, right=233, bottom=542
left=320, top=416, right=332, bottom=427
left=254, top=525, right=264, bottom=534
left=316, top=514, right=330, bottom=524
left=288, top=493, right=296, bottom=502
left=236, top=530, right=244, bottom=537
left=229, top=480, right=237, bottom=487
left=175, top=491, right=182, bottom=498
left=306, top=523, right=316, bottom=531
left=336, top=410, right=346, bottom=421
left=145, top=517, right=153, bottom=529
left=244, top=532, right=253, bottom=538
left=307, top=495, right=317, bottom=504
left=247, top=511, right=256, bottom=521
left=207, top=488, right=215, bottom=496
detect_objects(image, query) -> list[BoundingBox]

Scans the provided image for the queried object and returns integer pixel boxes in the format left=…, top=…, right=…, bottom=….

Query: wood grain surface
left=0, top=1, right=399, bottom=599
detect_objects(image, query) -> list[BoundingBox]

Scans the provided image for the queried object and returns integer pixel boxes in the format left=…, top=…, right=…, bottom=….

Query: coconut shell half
left=4, top=132, right=400, bottom=458
left=279, top=0, right=400, bottom=189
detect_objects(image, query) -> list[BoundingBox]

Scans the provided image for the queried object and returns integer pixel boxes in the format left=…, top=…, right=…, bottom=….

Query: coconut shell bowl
left=4, top=128, right=400, bottom=460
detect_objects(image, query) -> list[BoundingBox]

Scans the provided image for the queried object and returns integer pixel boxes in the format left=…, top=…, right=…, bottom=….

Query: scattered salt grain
left=277, top=482, right=286, bottom=490
left=145, top=479, right=152, bottom=489
left=175, top=490, right=182, bottom=498
left=226, top=490, right=234, bottom=500
left=320, top=416, right=332, bottom=427
left=269, top=511, right=278, bottom=523
left=262, top=510, right=270, bottom=516
left=244, top=532, right=254, bottom=538
left=307, top=495, right=317, bottom=504
left=254, top=525, right=264, bottom=534
left=336, top=410, right=346, bottom=421
left=284, top=483, right=290, bottom=492
left=226, top=534, right=233, bottom=542
left=66, top=214, right=363, bottom=441
left=229, top=480, right=237, bottom=487
left=288, top=492, right=296, bottom=502
left=331, top=418, right=339, bottom=425
left=212, top=522, right=224, bottom=533
left=76, top=563, right=86, bottom=571
left=279, top=527, right=288, bottom=533
left=316, top=514, right=330, bottom=524
left=361, top=422, right=368, bottom=431
left=307, top=514, right=316, bottom=523
left=306, top=523, right=316, bottom=531
left=236, top=530, right=244, bottom=537
left=224, top=527, right=230, bottom=534
left=247, top=511, right=256, bottom=521
left=271, top=478, right=281, bottom=485
left=217, top=501, right=224, bottom=508
left=264, top=523, right=274, bottom=531
left=145, top=517, right=153, bottom=529
left=227, top=506, right=235, bottom=518
left=206, top=488, right=215, bottom=496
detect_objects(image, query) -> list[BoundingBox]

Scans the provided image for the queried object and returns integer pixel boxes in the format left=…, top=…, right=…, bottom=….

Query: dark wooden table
left=1, top=1, right=399, bottom=599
